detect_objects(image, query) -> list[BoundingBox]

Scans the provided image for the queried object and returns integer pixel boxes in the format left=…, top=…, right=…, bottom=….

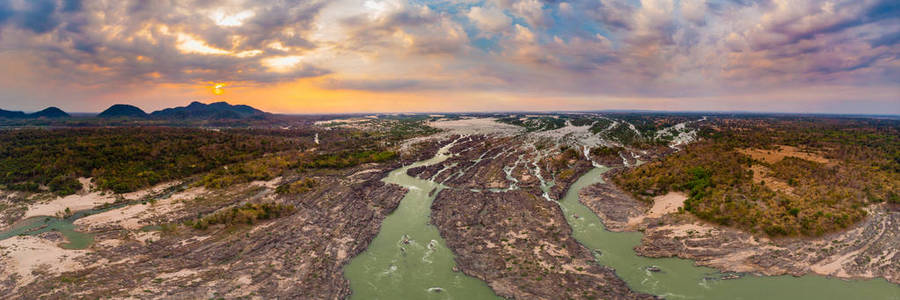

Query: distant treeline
left=0, top=128, right=300, bottom=195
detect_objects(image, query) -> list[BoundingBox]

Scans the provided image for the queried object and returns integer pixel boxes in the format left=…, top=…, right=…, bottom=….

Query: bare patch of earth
left=626, top=192, right=686, bottom=227
left=0, top=234, right=89, bottom=292
left=738, top=145, right=833, bottom=166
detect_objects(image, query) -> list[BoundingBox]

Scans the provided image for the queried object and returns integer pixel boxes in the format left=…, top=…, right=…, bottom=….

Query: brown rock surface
left=433, top=189, right=654, bottom=300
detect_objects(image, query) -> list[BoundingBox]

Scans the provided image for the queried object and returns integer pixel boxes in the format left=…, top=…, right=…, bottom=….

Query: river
left=346, top=151, right=899, bottom=299
left=1, top=152, right=896, bottom=298
left=343, top=142, right=501, bottom=299
left=560, top=167, right=899, bottom=299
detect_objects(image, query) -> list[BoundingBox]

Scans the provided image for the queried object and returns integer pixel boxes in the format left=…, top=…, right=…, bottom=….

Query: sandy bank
left=626, top=192, right=685, bottom=227
left=23, top=192, right=117, bottom=219
left=0, top=236, right=88, bottom=289
left=74, top=187, right=204, bottom=231
left=22, top=180, right=182, bottom=220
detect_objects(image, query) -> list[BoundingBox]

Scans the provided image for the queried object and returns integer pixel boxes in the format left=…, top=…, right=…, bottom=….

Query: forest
left=613, top=117, right=900, bottom=236
left=496, top=116, right=567, bottom=132
left=0, top=128, right=301, bottom=195
left=197, top=149, right=397, bottom=189
left=0, top=115, right=435, bottom=196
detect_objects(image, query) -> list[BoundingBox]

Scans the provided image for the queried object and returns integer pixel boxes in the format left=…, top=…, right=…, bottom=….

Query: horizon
left=0, top=1, right=898, bottom=114
left=10, top=100, right=900, bottom=118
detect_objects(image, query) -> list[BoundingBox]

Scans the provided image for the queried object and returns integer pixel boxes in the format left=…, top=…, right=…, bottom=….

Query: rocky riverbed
left=403, top=131, right=656, bottom=299
left=0, top=136, right=459, bottom=299
left=579, top=173, right=900, bottom=285
left=433, top=188, right=653, bottom=299
left=1, top=165, right=408, bottom=299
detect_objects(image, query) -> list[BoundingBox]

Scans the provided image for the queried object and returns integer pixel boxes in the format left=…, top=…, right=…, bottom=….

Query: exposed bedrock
left=432, top=188, right=655, bottom=300
left=406, top=134, right=656, bottom=299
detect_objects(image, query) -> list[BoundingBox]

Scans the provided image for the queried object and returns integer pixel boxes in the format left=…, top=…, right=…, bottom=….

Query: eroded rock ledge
left=432, top=188, right=654, bottom=300
left=579, top=176, right=900, bottom=285
left=405, top=134, right=656, bottom=299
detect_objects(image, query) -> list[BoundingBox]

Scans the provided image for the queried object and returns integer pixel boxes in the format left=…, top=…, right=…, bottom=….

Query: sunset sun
left=212, top=83, right=226, bottom=95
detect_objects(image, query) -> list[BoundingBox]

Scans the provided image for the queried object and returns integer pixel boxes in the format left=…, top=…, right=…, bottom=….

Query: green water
left=345, top=150, right=898, bottom=299
left=559, top=167, right=900, bottom=300
left=0, top=208, right=104, bottom=249
left=344, top=143, right=501, bottom=300
left=0, top=184, right=184, bottom=250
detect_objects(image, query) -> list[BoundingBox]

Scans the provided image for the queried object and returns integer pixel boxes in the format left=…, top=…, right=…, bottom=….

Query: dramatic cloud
left=0, top=0, right=329, bottom=85
left=0, top=0, right=897, bottom=113
left=467, top=4, right=512, bottom=34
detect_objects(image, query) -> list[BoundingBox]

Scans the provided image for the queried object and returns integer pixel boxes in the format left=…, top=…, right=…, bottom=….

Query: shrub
left=188, top=202, right=295, bottom=230
left=48, top=175, right=83, bottom=196
left=303, top=150, right=396, bottom=169
left=276, top=178, right=317, bottom=195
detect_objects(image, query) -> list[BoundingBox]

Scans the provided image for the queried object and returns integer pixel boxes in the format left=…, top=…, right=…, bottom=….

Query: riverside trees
left=613, top=117, right=899, bottom=236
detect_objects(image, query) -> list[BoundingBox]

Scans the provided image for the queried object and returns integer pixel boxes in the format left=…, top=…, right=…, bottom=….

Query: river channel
left=346, top=149, right=899, bottom=299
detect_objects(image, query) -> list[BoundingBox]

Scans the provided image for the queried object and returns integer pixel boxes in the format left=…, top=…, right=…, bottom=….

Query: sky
left=0, top=0, right=897, bottom=114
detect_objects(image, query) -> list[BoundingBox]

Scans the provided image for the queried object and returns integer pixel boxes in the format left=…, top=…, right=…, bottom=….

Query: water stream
left=343, top=142, right=501, bottom=300
left=559, top=167, right=900, bottom=299
left=345, top=152, right=898, bottom=299
left=0, top=209, right=100, bottom=249
left=0, top=184, right=184, bottom=249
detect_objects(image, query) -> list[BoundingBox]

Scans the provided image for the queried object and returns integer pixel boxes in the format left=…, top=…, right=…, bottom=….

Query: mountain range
left=149, top=101, right=267, bottom=119
left=1, top=101, right=268, bottom=120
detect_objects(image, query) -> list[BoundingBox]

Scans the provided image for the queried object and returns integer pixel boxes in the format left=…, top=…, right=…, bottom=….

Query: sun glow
left=212, top=83, right=227, bottom=95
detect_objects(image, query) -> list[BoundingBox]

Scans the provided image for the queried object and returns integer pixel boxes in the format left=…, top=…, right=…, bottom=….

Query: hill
left=30, top=107, right=70, bottom=118
left=0, top=109, right=27, bottom=118
left=150, top=101, right=267, bottom=120
left=97, top=104, right=148, bottom=118
left=0, top=107, right=70, bottom=119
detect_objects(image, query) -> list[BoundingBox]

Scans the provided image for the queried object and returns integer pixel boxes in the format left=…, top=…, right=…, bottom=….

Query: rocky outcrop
left=408, top=135, right=525, bottom=190
left=632, top=207, right=900, bottom=284
left=547, top=160, right=592, bottom=200
left=432, top=188, right=655, bottom=300
left=410, top=134, right=655, bottom=299
left=578, top=178, right=647, bottom=231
